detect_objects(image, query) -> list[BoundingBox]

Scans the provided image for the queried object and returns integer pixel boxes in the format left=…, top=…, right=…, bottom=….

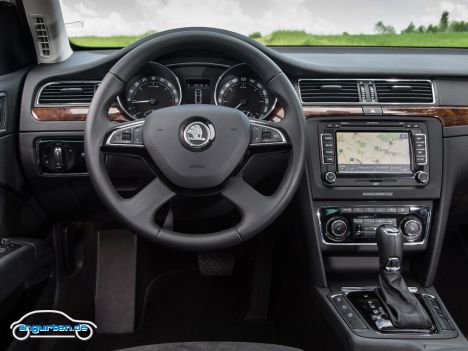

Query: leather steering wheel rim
left=85, top=29, right=306, bottom=251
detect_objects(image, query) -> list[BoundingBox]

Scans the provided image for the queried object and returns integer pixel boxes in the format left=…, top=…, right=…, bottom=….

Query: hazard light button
left=363, top=106, right=383, bottom=115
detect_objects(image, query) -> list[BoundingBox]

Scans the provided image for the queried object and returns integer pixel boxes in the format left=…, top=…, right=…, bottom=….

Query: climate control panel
left=318, top=204, right=431, bottom=245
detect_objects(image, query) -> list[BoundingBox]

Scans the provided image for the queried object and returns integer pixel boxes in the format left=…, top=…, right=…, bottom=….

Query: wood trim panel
left=382, top=107, right=468, bottom=127
left=32, top=107, right=127, bottom=122
left=31, top=105, right=468, bottom=127
left=303, top=105, right=468, bottom=127
left=303, top=106, right=364, bottom=118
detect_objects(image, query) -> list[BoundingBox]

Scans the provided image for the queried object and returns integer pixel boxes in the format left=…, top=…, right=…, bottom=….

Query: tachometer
left=215, top=64, right=276, bottom=119
left=126, top=76, right=180, bottom=118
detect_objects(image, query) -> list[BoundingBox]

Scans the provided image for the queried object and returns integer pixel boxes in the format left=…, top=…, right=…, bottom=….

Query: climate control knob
left=326, top=217, right=350, bottom=242
left=401, top=216, right=423, bottom=242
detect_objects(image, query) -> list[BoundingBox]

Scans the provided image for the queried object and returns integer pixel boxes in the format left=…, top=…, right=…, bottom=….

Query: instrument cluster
left=117, top=62, right=277, bottom=121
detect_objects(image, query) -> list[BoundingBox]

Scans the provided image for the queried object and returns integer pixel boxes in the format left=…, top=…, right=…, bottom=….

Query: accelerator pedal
left=198, top=251, right=236, bottom=276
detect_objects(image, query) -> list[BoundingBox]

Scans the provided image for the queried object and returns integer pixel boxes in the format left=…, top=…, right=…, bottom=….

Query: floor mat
left=88, top=269, right=276, bottom=351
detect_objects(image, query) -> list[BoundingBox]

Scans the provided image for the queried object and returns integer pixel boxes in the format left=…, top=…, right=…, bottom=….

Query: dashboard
left=15, top=30, right=468, bottom=259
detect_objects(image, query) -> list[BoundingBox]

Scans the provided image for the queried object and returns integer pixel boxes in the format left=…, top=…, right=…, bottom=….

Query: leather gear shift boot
left=376, top=225, right=433, bottom=329
left=379, top=269, right=433, bottom=329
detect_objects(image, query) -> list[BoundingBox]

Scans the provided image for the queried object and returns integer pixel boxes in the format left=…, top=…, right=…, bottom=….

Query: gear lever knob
left=376, top=225, right=403, bottom=272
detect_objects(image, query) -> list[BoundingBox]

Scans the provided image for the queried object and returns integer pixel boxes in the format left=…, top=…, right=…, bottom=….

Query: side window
left=0, top=2, right=35, bottom=75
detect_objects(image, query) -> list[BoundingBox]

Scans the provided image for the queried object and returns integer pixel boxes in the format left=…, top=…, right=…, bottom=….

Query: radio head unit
left=319, top=121, right=429, bottom=187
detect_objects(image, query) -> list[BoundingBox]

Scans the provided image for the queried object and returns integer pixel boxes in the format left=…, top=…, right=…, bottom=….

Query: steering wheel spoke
left=101, top=119, right=146, bottom=156
left=123, top=177, right=175, bottom=224
left=222, top=177, right=272, bottom=227
left=248, top=120, right=291, bottom=153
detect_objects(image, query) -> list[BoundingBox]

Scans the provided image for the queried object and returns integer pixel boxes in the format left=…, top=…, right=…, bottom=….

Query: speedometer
left=215, top=64, right=276, bottom=119
left=126, top=76, right=179, bottom=118
left=118, top=62, right=182, bottom=120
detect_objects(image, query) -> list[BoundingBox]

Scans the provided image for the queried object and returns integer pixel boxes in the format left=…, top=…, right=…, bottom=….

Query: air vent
left=33, top=16, right=51, bottom=57
left=299, top=80, right=360, bottom=103
left=37, top=81, right=99, bottom=105
left=375, top=80, right=433, bottom=103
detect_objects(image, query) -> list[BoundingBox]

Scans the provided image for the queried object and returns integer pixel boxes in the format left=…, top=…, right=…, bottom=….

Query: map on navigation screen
left=336, top=132, right=411, bottom=174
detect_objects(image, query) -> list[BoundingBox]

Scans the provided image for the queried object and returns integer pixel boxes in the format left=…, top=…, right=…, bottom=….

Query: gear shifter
left=376, top=225, right=433, bottom=330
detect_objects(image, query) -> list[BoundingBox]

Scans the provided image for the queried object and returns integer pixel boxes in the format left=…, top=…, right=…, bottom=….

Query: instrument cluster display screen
left=336, top=132, right=412, bottom=174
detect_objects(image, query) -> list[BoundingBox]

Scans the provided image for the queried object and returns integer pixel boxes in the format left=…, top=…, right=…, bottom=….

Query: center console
left=306, top=116, right=468, bottom=349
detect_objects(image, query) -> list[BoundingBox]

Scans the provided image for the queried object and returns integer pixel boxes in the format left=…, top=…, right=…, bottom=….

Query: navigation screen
left=336, top=132, right=412, bottom=174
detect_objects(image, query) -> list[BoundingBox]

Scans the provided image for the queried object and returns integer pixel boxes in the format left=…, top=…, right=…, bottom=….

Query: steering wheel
left=85, top=30, right=306, bottom=251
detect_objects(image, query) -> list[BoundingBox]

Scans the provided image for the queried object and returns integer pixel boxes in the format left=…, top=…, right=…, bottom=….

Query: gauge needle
left=132, top=98, right=159, bottom=105
left=234, top=98, right=248, bottom=109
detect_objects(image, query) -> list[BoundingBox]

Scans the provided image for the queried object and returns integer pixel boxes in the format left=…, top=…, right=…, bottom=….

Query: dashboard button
left=323, top=156, right=335, bottom=164
left=415, top=135, right=426, bottom=143
left=363, top=106, right=383, bottom=115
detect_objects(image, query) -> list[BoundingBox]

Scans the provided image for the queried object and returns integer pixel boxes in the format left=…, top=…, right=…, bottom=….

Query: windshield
left=60, top=0, right=468, bottom=48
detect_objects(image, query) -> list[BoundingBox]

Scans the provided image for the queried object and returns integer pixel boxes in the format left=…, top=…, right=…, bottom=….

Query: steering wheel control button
left=107, top=121, right=145, bottom=146
left=181, top=120, right=215, bottom=151
left=249, top=122, right=286, bottom=145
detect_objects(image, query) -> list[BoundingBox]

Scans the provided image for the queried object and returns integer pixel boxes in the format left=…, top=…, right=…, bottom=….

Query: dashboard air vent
left=299, top=80, right=360, bottom=103
left=33, top=16, right=51, bottom=57
left=375, top=80, right=433, bottom=103
left=37, top=81, right=99, bottom=105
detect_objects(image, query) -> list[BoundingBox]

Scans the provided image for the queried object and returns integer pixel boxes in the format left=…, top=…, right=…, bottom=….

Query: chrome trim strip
left=340, top=286, right=419, bottom=294
left=297, top=78, right=436, bottom=106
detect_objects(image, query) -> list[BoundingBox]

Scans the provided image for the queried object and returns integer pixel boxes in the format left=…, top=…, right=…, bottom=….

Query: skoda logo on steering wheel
left=181, top=120, right=215, bottom=151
